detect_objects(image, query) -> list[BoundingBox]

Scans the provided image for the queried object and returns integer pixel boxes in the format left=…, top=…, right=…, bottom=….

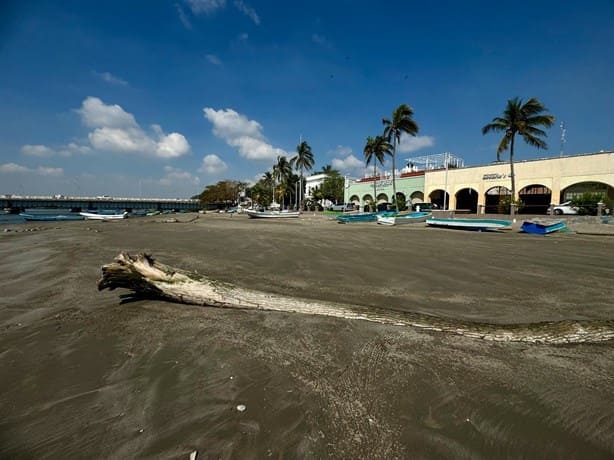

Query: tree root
left=99, top=252, right=614, bottom=345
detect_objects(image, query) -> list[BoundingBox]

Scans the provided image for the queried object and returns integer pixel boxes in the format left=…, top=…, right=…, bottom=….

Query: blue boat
left=521, top=219, right=566, bottom=235
left=336, top=211, right=396, bottom=224
left=19, top=212, right=85, bottom=221
left=426, top=217, right=512, bottom=231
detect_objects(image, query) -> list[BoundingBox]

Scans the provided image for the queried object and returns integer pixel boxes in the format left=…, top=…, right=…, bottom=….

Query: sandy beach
left=1, top=213, right=613, bottom=458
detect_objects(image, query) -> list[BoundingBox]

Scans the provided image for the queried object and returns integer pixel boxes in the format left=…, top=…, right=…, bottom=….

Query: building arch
left=455, top=188, right=478, bottom=212
left=560, top=181, right=614, bottom=202
left=349, top=194, right=360, bottom=203
left=376, top=193, right=389, bottom=203
left=429, top=189, right=450, bottom=210
left=410, top=191, right=424, bottom=204
left=485, top=186, right=511, bottom=214
left=519, top=184, right=551, bottom=214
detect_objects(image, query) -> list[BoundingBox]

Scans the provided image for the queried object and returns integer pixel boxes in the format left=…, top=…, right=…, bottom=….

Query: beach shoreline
left=1, top=214, right=613, bottom=458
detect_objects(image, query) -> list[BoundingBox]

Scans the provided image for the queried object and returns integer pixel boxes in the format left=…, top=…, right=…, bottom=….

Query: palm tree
left=273, top=155, right=292, bottom=207
left=383, top=104, right=419, bottom=209
left=320, top=164, right=338, bottom=175
left=290, top=141, right=315, bottom=210
left=482, top=97, right=554, bottom=205
left=363, top=135, right=392, bottom=210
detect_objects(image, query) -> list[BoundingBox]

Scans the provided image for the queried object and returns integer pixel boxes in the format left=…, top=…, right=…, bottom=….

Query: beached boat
left=336, top=211, right=397, bottom=224
left=521, top=219, right=566, bottom=235
left=246, top=209, right=300, bottom=219
left=426, top=217, right=512, bottom=231
left=79, top=211, right=128, bottom=220
left=19, top=212, right=84, bottom=221
left=377, top=211, right=430, bottom=226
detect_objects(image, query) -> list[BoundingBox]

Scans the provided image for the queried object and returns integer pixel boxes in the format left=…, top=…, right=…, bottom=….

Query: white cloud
left=58, top=143, right=92, bottom=156
left=77, top=97, right=190, bottom=158
left=93, top=71, right=128, bottom=86
left=205, top=54, right=222, bottom=65
left=186, top=0, right=226, bottom=14
left=329, top=145, right=353, bottom=157
left=21, top=144, right=55, bottom=157
left=0, top=163, right=63, bottom=176
left=198, top=154, right=228, bottom=174
left=159, top=166, right=200, bottom=186
left=397, top=135, right=435, bottom=153
left=234, top=0, right=260, bottom=24
left=203, top=107, right=287, bottom=161
left=22, top=142, right=91, bottom=158
left=175, top=3, right=192, bottom=29
left=78, top=97, right=137, bottom=129
left=332, top=154, right=363, bottom=173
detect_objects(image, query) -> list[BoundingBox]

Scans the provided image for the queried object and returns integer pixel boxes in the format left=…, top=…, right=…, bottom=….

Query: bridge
left=0, top=195, right=200, bottom=213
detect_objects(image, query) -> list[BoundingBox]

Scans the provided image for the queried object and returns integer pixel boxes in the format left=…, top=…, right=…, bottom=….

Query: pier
left=0, top=195, right=200, bottom=213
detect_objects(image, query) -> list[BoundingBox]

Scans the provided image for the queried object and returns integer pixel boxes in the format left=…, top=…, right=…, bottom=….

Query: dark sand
left=1, top=213, right=613, bottom=458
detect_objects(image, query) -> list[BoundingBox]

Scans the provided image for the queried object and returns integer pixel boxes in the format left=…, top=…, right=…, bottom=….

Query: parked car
left=412, top=202, right=438, bottom=211
left=552, top=201, right=579, bottom=215
left=330, top=203, right=355, bottom=212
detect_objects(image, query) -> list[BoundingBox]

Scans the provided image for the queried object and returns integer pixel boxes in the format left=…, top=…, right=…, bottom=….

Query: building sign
left=376, top=180, right=392, bottom=188
left=482, top=173, right=508, bottom=180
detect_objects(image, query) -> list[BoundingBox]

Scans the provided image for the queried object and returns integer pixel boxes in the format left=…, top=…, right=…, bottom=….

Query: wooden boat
left=426, top=217, right=512, bottom=231
left=521, top=219, right=566, bottom=235
left=377, top=211, right=430, bottom=226
left=246, top=209, right=300, bottom=219
left=19, top=212, right=84, bottom=221
left=79, top=211, right=128, bottom=220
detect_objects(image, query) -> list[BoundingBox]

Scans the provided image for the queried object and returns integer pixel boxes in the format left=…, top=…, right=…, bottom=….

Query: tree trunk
left=373, top=163, right=377, bottom=211
left=391, top=136, right=397, bottom=209
left=509, top=133, right=516, bottom=206
left=97, top=252, right=614, bottom=344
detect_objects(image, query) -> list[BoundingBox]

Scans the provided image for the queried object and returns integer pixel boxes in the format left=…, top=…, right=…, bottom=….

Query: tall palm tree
left=383, top=104, right=419, bottom=209
left=363, top=135, right=392, bottom=210
left=320, top=164, right=338, bottom=175
left=290, top=141, right=315, bottom=210
left=482, top=97, right=554, bottom=205
left=273, top=155, right=292, bottom=207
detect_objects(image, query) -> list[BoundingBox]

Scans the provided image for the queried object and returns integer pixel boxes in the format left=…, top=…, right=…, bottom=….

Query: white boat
left=377, top=211, right=430, bottom=226
left=79, top=211, right=128, bottom=220
left=426, top=217, right=512, bottom=231
left=246, top=209, right=300, bottom=219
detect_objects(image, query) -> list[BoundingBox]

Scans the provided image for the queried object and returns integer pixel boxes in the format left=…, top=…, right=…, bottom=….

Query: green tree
left=482, top=97, right=554, bottom=204
left=320, top=171, right=344, bottom=203
left=198, top=180, right=247, bottom=208
left=290, top=141, right=315, bottom=210
left=319, top=164, right=338, bottom=175
left=383, top=104, right=419, bottom=209
left=273, top=156, right=292, bottom=207
left=363, top=135, right=392, bottom=211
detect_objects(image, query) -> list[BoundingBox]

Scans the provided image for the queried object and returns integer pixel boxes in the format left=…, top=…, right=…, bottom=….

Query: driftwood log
left=99, top=253, right=614, bottom=345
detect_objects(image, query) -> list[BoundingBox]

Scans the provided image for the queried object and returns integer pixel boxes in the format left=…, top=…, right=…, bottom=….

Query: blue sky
left=1, top=0, right=613, bottom=198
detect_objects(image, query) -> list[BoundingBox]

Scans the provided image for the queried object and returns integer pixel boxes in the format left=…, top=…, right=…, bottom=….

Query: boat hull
left=246, top=210, right=300, bottom=219
left=521, top=219, right=566, bottom=234
left=377, top=212, right=430, bottom=226
left=19, top=213, right=84, bottom=221
left=426, top=217, right=512, bottom=231
left=79, top=211, right=128, bottom=220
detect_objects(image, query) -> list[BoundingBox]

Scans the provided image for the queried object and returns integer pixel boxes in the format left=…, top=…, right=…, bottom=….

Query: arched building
left=344, top=151, right=614, bottom=213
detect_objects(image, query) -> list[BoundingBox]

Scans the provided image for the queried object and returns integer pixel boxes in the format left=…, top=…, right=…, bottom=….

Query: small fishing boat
left=426, top=217, right=512, bottom=231
left=19, top=212, right=84, bottom=221
left=246, top=209, right=300, bottom=219
left=79, top=211, right=128, bottom=220
left=521, top=219, right=566, bottom=235
left=377, top=211, right=430, bottom=226
left=336, top=211, right=396, bottom=224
